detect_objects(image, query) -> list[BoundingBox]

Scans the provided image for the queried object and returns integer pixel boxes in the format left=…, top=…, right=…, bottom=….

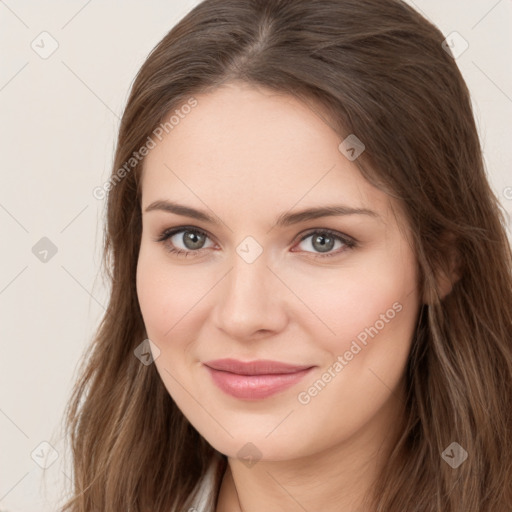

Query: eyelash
left=154, top=226, right=358, bottom=259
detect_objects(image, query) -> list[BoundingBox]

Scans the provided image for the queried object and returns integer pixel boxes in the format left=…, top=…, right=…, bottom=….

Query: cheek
left=289, top=265, right=419, bottom=450
left=136, top=252, right=207, bottom=401
left=287, top=252, right=418, bottom=359
left=136, top=248, right=215, bottom=349
left=136, top=257, right=172, bottom=337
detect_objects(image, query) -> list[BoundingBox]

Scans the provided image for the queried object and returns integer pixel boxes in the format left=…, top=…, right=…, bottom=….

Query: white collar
left=187, top=455, right=223, bottom=512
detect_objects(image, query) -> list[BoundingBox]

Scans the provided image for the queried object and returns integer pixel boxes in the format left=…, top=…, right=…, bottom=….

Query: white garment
left=187, top=456, right=222, bottom=512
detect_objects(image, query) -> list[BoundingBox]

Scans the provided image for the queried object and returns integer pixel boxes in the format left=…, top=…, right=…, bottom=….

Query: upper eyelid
left=157, top=225, right=355, bottom=246
left=157, top=225, right=213, bottom=242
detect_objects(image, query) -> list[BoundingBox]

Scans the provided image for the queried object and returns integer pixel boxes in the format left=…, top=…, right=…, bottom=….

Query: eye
left=155, top=226, right=215, bottom=257
left=154, top=226, right=357, bottom=259
left=292, top=229, right=357, bottom=258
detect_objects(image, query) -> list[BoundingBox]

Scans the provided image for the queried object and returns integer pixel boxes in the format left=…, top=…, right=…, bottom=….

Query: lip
left=203, top=358, right=314, bottom=400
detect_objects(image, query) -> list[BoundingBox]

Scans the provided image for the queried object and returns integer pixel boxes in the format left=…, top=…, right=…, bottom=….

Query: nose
left=212, top=254, right=289, bottom=340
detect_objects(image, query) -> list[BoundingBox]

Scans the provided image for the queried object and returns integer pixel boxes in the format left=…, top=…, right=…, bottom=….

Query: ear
left=434, top=232, right=462, bottom=300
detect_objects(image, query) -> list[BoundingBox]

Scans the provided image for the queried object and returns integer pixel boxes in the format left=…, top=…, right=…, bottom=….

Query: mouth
left=203, top=358, right=314, bottom=400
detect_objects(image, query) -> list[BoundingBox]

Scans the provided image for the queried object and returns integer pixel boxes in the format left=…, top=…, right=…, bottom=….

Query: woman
left=60, top=0, right=512, bottom=510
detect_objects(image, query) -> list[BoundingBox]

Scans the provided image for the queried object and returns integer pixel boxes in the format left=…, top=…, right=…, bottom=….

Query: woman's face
left=136, top=81, right=421, bottom=462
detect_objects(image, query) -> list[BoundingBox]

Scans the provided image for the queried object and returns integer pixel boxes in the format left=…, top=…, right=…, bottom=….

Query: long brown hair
left=59, top=0, right=512, bottom=510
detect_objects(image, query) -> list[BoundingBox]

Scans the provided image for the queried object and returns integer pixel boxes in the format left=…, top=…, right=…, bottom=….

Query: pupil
left=184, top=231, right=204, bottom=250
left=313, top=234, right=334, bottom=253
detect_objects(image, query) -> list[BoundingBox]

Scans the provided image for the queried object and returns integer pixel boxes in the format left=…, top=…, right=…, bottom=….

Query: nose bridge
left=213, top=248, right=286, bottom=337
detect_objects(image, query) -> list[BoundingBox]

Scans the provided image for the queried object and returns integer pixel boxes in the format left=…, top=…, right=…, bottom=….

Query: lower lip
left=205, top=366, right=313, bottom=400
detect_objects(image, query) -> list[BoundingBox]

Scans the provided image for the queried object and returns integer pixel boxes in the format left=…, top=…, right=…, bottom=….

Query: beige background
left=0, top=1, right=511, bottom=510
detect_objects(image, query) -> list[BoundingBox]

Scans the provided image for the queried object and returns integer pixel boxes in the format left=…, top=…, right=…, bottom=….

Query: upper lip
left=203, top=358, right=313, bottom=376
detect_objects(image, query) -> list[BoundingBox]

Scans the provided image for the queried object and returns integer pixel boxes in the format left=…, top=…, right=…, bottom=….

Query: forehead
left=141, top=82, right=393, bottom=224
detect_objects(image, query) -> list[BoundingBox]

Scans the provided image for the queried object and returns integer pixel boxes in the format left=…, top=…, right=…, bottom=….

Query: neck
left=215, top=390, right=405, bottom=512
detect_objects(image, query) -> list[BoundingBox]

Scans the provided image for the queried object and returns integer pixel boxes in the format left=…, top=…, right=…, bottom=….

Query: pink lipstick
left=203, top=358, right=314, bottom=400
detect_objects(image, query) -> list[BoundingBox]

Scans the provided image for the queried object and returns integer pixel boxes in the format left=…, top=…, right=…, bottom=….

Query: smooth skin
left=136, top=81, right=423, bottom=512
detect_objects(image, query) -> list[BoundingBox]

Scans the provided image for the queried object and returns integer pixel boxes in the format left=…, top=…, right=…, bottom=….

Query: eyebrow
left=144, top=200, right=379, bottom=227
